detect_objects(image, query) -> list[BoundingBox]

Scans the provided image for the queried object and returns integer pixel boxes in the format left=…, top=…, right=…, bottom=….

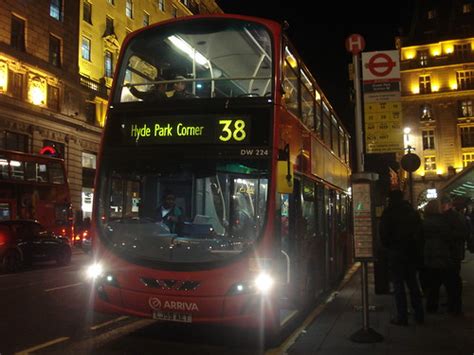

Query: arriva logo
left=148, top=297, right=199, bottom=312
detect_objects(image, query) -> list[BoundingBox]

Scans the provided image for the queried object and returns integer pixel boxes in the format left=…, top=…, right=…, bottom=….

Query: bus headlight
left=86, top=262, right=104, bottom=280
left=254, top=272, right=274, bottom=294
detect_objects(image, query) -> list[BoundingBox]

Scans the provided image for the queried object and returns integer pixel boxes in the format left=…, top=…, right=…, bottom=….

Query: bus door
left=314, top=183, right=327, bottom=296
left=300, top=179, right=324, bottom=303
left=278, top=179, right=307, bottom=308
left=326, top=188, right=337, bottom=286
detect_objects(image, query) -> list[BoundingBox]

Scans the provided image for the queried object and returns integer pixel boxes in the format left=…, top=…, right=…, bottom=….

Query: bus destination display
left=121, top=116, right=251, bottom=145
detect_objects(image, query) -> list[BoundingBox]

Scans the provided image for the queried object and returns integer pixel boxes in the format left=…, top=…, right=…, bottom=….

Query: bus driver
left=156, top=192, right=183, bottom=233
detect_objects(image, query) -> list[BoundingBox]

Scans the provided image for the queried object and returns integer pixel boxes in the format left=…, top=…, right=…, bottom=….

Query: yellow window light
left=444, top=45, right=454, bottom=54
left=0, top=61, right=8, bottom=92
left=404, top=50, right=415, bottom=60
left=28, top=76, right=46, bottom=106
left=411, top=84, right=420, bottom=94
left=430, top=48, right=441, bottom=56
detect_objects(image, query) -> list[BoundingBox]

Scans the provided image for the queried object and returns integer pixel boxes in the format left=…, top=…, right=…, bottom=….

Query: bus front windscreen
left=115, top=18, right=273, bottom=102
left=97, top=157, right=269, bottom=264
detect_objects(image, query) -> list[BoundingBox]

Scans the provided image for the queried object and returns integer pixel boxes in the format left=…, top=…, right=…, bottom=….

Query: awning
left=440, top=164, right=474, bottom=199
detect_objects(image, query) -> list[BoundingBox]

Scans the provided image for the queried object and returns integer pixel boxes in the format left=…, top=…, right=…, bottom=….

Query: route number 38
left=218, top=119, right=247, bottom=142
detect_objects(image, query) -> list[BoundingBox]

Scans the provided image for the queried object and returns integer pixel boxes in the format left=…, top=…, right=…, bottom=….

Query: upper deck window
left=116, top=19, right=273, bottom=102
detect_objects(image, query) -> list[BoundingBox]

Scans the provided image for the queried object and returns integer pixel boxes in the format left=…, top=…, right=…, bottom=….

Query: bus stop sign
left=345, top=34, right=365, bottom=55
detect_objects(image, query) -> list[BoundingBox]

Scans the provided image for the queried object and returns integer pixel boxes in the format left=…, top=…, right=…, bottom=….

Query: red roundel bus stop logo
left=365, top=53, right=397, bottom=77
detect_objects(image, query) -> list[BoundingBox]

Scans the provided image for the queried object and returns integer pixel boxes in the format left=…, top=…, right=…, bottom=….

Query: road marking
left=15, top=336, right=69, bottom=354
left=44, top=282, right=83, bottom=292
left=0, top=265, right=77, bottom=278
left=68, top=319, right=156, bottom=353
left=90, top=316, right=129, bottom=330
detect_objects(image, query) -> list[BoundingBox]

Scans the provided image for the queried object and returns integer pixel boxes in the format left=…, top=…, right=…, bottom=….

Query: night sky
left=217, top=0, right=416, bottom=133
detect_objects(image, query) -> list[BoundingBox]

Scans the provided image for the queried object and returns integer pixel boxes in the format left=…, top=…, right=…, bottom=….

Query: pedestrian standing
left=422, top=199, right=452, bottom=314
left=380, top=190, right=424, bottom=326
left=441, top=195, right=469, bottom=316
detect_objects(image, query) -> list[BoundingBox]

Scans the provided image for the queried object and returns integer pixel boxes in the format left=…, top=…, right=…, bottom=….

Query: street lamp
left=401, top=126, right=420, bottom=207
left=403, top=127, right=411, bottom=149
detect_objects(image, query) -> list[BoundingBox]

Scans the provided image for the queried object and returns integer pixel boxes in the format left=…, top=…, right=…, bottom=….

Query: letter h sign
left=345, top=34, right=365, bottom=55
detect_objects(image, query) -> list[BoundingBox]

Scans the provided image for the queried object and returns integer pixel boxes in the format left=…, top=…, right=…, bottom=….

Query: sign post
left=346, top=34, right=384, bottom=344
left=346, top=34, right=365, bottom=172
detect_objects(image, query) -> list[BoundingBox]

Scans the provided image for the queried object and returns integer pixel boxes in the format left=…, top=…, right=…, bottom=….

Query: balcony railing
left=79, top=76, right=108, bottom=97
left=401, top=52, right=474, bottom=71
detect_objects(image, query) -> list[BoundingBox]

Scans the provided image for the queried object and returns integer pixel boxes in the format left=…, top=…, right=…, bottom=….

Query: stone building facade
left=0, top=0, right=221, bottom=221
left=399, top=0, right=474, bottom=205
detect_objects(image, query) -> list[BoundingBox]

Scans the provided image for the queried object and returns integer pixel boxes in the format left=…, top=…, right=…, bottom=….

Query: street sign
left=365, top=53, right=396, bottom=77
left=362, top=50, right=400, bottom=81
left=362, top=50, right=403, bottom=154
left=401, top=153, right=421, bottom=172
left=345, top=34, right=365, bottom=55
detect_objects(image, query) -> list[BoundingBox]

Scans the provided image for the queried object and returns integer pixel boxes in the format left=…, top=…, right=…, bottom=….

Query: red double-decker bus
left=0, top=149, right=74, bottom=240
left=88, top=14, right=352, bottom=342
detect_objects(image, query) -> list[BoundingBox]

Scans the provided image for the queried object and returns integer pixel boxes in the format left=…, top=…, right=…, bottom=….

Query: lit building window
left=417, top=49, right=429, bottom=66
left=107, top=0, right=115, bottom=5
left=462, top=152, right=474, bottom=167
left=454, top=43, right=471, bottom=58
left=143, top=12, right=150, bottom=26
left=419, top=75, right=431, bottom=94
left=81, top=37, right=91, bottom=61
left=424, top=156, right=437, bottom=171
left=82, top=152, right=97, bottom=169
left=422, top=129, right=435, bottom=150
left=172, top=6, right=177, bottom=17
left=126, top=0, right=134, bottom=19
left=49, top=34, right=61, bottom=68
left=420, top=103, right=433, bottom=120
left=427, top=9, right=437, bottom=19
left=104, top=51, right=113, bottom=78
left=460, top=126, right=474, bottom=147
left=158, top=0, right=165, bottom=12
left=0, top=61, right=8, bottom=92
left=28, top=76, right=46, bottom=106
left=463, top=3, right=472, bottom=13
left=457, top=70, right=474, bottom=90
left=459, top=100, right=473, bottom=117
left=83, top=1, right=92, bottom=24
left=50, top=0, right=62, bottom=20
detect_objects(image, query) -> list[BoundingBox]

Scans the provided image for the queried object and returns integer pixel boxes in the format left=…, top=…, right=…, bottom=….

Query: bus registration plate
left=153, top=311, right=192, bottom=323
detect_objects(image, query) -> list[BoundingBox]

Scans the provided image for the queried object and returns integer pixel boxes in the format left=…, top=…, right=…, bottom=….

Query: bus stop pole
left=350, top=50, right=383, bottom=343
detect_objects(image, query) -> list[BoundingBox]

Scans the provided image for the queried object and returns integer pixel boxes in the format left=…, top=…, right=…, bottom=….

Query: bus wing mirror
left=277, top=144, right=293, bottom=193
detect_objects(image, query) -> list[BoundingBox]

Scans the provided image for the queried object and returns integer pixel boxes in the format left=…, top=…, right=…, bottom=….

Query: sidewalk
left=287, top=252, right=474, bottom=355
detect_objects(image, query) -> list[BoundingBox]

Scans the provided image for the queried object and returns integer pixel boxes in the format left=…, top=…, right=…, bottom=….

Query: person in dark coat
left=380, top=189, right=424, bottom=326
left=440, top=195, right=470, bottom=315
left=422, top=199, right=454, bottom=313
